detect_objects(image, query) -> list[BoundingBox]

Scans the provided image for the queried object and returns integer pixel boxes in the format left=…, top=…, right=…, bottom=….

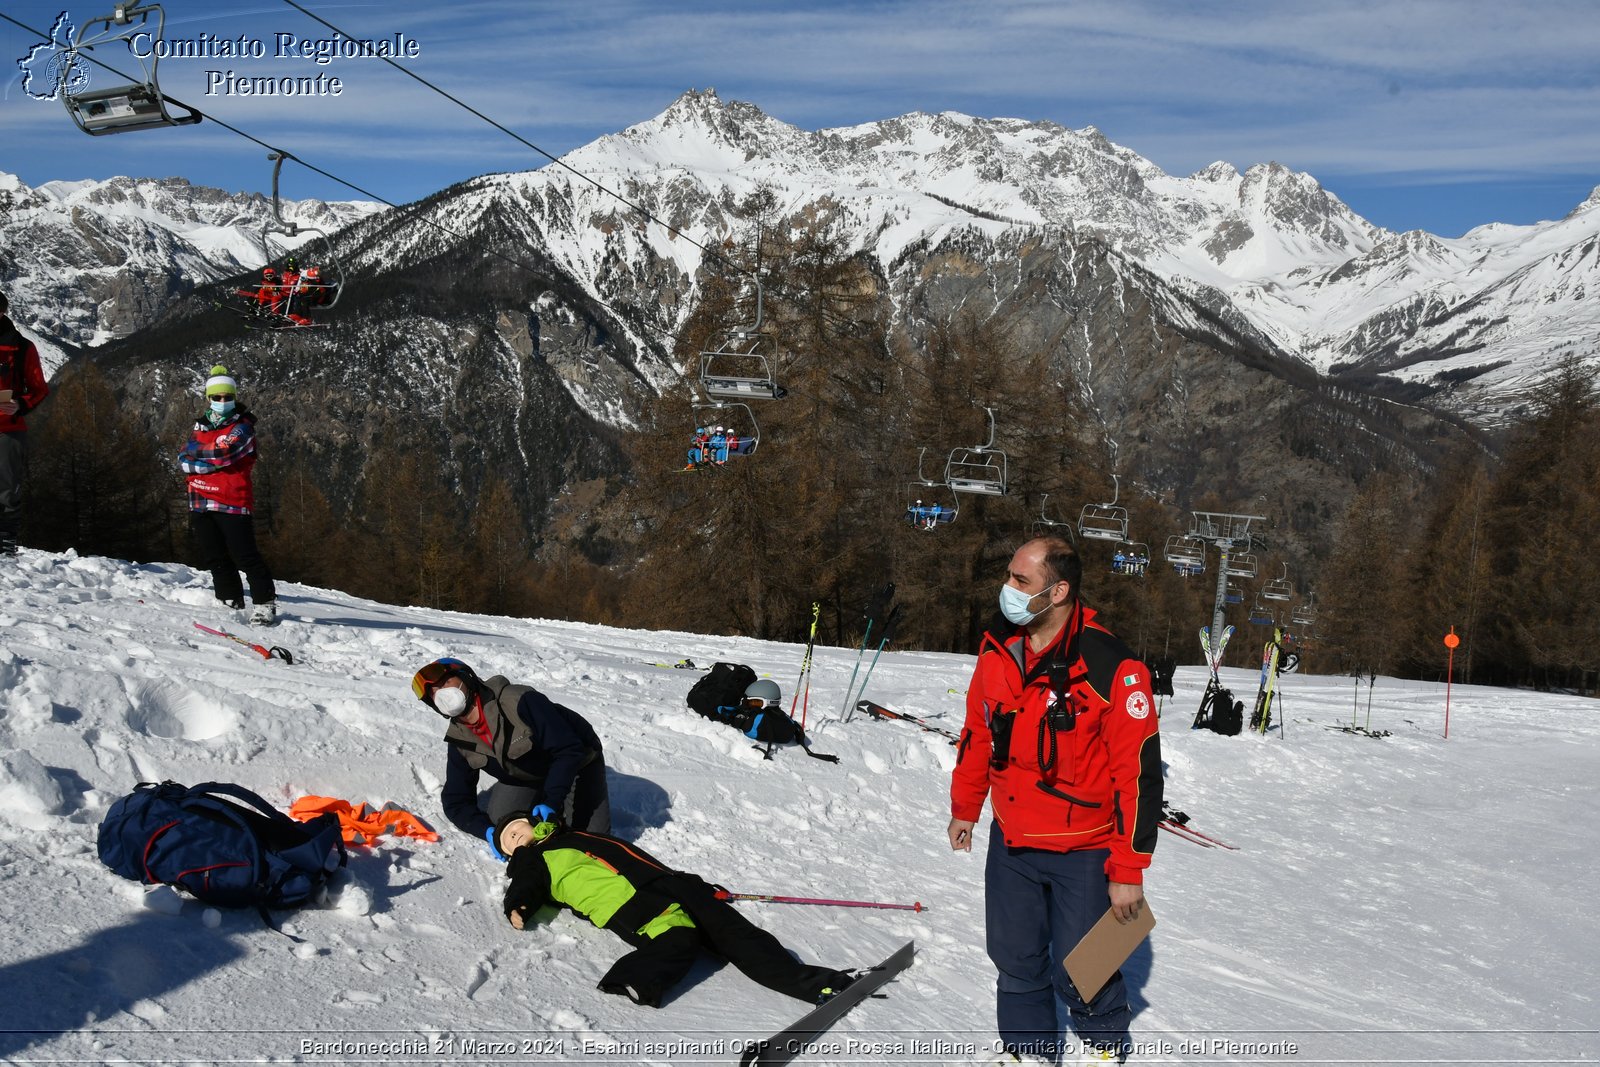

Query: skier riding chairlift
left=905, top=449, right=957, bottom=528
left=223, top=151, right=346, bottom=330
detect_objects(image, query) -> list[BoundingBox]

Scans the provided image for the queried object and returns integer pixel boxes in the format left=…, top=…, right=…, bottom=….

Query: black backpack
left=685, top=662, right=836, bottom=762
left=98, top=780, right=346, bottom=912
left=687, top=662, right=757, bottom=720
left=1192, top=680, right=1244, bottom=736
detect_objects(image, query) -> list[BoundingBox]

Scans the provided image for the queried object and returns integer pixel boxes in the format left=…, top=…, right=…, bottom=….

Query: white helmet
left=745, top=678, right=781, bottom=706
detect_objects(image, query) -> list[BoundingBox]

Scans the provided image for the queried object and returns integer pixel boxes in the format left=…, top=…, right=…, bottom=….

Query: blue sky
left=3, top=0, right=1597, bottom=238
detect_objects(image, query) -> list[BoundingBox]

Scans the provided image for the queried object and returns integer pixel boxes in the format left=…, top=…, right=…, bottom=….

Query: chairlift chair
left=690, top=401, right=760, bottom=462
left=62, top=4, right=202, bottom=135
left=1163, top=534, right=1206, bottom=576
left=1224, top=579, right=1245, bottom=605
left=1222, top=551, right=1259, bottom=579
left=698, top=280, right=783, bottom=400
left=1291, top=592, right=1318, bottom=627
left=904, top=448, right=958, bottom=528
left=1031, top=493, right=1073, bottom=539
left=1262, top=563, right=1293, bottom=602
left=1078, top=474, right=1129, bottom=543
left=944, top=407, right=1009, bottom=496
left=1111, top=539, right=1150, bottom=576
left=258, top=151, right=345, bottom=311
left=1249, top=592, right=1276, bottom=626
left=699, top=333, right=783, bottom=400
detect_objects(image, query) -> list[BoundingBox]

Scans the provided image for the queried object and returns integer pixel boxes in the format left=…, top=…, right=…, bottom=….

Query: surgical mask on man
left=433, top=685, right=469, bottom=718
left=209, top=398, right=236, bottom=416
left=998, top=582, right=1053, bottom=626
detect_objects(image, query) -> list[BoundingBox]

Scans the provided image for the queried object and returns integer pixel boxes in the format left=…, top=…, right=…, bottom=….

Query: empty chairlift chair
left=698, top=277, right=783, bottom=401
left=1262, top=563, right=1293, bottom=602
left=1032, top=493, right=1073, bottom=539
left=1164, top=534, right=1206, bottom=576
left=944, top=407, right=1008, bottom=496
left=1222, top=551, right=1259, bottom=579
left=699, top=332, right=783, bottom=401
left=1249, top=592, right=1276, bottom=626
left=1291, top=592, right=1318, bottom=628
left=61, top=4, right=203, bottom=135
left=1078, top=475, right=1129, bottom=543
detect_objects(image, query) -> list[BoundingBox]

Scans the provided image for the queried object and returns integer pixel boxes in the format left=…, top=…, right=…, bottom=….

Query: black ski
left=739, top=940, right=915, bottom=1067
left=855, top=700, right=959, bottom=743
left=1325, top=725, right=1391, bottom=739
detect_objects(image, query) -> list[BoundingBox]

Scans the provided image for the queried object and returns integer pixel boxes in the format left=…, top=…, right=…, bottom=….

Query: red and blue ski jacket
left=178, top=407, right=258, bottom=514
left=951, top=603, right=1163, bottom=884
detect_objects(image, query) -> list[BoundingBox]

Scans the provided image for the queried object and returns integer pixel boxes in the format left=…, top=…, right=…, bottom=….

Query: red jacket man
left=0, top=291, right=50, bottom=554
left=948, top=535, right=1161, bottom=1063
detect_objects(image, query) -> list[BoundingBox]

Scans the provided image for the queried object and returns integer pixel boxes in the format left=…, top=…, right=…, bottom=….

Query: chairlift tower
left=1189, top=511, right=1267, bottom=665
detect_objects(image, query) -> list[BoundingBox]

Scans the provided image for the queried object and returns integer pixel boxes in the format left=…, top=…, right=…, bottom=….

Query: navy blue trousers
left=985, top=824, right=1131, bottom=1059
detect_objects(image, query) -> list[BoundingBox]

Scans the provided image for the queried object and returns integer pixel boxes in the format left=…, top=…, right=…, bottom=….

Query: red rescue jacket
left=0, top=318, right=49, bottom=434
left=951, top=603, right=1163, bottom=884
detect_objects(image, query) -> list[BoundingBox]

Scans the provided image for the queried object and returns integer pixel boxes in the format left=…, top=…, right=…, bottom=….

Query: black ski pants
left=0, top=431, right=25, bottom=542
left=190, top=510, right=275, bottom=605
left=597, top=874, right=846, bottom=1006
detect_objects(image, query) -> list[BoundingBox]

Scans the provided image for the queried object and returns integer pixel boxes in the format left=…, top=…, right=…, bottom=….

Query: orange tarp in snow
left=289, top=795, right=440, bottom=846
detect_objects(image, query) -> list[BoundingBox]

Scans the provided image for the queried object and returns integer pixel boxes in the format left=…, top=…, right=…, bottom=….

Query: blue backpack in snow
left=97, top=780, right=346, bottom=910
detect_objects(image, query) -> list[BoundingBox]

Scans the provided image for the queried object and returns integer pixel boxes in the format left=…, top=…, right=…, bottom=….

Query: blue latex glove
left=485, top=825, right=508, bottom=862
left=531, top=804, right=556, bottom=825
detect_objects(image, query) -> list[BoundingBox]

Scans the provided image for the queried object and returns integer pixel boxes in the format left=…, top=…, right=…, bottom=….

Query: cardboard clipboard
left=1063, top=903, right=1155, bottom=1002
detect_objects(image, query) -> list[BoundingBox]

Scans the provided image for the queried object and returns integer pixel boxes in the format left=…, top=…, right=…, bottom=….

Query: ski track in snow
left=0, top=549, right=1597, bottom=1065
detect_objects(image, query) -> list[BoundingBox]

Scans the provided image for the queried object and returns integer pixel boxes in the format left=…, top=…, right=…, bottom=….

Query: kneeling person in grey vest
left=412, top=657, right=610, bottom=855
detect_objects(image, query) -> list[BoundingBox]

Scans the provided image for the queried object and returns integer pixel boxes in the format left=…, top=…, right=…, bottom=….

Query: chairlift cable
left=277, top=0, right=748, bottom=282
left=10, top=10, right=1013, bottom=399
left=2, top=10, right=702, bottom=353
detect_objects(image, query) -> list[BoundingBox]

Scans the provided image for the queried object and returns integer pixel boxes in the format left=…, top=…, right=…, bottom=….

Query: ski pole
left=856, top=699, right=959, bottom=742
left=839, top=584, right=893, bottom=721
left=839, top=621, right=873, bottom=721
left=714, top=890, right=925, bottom=912
left=845, top=605, right=900, bottom=721
left=791, top=601, right=820, bottom=728
left=1365, top=671, right=1376, bottom=731
left=194, top=621, right=293, bottom=663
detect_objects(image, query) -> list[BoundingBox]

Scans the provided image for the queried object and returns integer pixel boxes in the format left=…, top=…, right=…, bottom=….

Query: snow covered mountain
left=2, top=546, right=1597, bottom=1064
left=457, top=89, right=1596, bottom=422
left=0, top=169, right=383, bottom=360
left=17, top=92, right=1594, bottom=424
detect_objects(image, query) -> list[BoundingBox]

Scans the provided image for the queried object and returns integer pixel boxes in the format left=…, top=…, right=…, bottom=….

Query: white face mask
left=209, top=398, right=236, bottom=416
left=433, top=685, right=468, bottom=718
left=999, top=582, right=1051, bottom=626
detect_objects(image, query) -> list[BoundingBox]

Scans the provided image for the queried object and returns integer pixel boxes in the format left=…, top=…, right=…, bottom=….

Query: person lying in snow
left=496, top=814, right=854, bottom=1008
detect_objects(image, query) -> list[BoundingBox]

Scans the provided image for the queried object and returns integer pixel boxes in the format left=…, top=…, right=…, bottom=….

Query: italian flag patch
left=1123, top=673, right=1139, bottom=686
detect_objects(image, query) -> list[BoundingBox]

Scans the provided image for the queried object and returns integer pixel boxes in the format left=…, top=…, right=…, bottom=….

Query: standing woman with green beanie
left=178, top=364, right=278, bottom=625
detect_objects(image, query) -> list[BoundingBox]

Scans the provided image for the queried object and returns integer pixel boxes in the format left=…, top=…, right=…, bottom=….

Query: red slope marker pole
left=1443, top=627, right=1460, bottom=739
